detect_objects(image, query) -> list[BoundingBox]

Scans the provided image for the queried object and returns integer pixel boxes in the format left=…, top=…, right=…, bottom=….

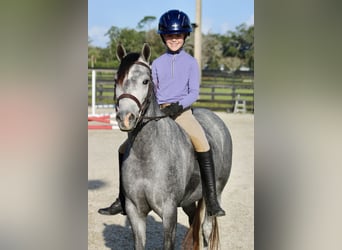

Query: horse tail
left=182, top=199, right=204, bottom=250
left=208, top=216, right=220, bottom=250
left=182, top=199, right=220, bottom=250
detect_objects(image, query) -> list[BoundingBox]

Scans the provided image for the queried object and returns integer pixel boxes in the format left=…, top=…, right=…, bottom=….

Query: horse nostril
left=116, top=113, right=122, bottom=122
left=116, top=112, right=137, bottom=129
left=128, top=113, right=136, bottom=122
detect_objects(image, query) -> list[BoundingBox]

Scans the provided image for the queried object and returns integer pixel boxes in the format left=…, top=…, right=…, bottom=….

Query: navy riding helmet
left=158, top=9, right=193, bottom=35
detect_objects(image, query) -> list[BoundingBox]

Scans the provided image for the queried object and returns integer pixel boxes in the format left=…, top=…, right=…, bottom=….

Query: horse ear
left=141, top=43, right=151, bottom=63
left=116, top=44, right=126, bottom=61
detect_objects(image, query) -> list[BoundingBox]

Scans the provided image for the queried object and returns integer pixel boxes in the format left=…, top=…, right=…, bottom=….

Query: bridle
left=115, top=61, right=167, bottom=125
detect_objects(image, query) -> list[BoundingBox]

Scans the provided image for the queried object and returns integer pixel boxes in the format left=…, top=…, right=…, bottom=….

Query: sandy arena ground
left=88, top=112, right=254, bottom=249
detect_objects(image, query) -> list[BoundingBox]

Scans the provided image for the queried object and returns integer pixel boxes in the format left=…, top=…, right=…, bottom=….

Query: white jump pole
left=91, top=69, right=96, bottom=115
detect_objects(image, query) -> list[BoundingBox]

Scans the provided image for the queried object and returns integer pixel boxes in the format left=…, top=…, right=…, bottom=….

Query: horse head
left=114, top=43, right=152, bottom=131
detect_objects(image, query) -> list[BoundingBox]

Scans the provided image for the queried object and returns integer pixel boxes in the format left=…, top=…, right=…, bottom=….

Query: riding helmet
left=158, top=9, right=193, bottom=35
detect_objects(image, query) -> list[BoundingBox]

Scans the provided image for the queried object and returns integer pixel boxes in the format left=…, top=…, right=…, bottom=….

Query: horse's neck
left=144, top=90, right=163, bottom=118
left=128, top=92, right=162, bottom=140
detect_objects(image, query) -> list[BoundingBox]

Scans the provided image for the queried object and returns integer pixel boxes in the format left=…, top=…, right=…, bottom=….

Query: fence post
left=91, top=69, right=96, bottom=115
left=211, top=86, right=215, bottom=101
left=98, top=84, right=103, bottom=101
left=232, top=84, right=236, bottom=101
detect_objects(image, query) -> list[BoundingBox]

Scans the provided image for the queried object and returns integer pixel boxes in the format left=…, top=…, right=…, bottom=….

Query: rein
left=142, top=114, right=168, bottom=120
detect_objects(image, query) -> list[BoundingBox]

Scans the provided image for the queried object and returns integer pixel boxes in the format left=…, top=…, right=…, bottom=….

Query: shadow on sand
left=88, top=179, right=107, bottom=190
left=102, top=215, right=189, bottom=250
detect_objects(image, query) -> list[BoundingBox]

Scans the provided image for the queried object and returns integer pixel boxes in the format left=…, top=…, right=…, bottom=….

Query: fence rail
left=88, top=69, right=254, bottom=113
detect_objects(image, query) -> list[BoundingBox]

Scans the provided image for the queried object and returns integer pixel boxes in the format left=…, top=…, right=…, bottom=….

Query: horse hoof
left=208, top=208, right=226, bottom=217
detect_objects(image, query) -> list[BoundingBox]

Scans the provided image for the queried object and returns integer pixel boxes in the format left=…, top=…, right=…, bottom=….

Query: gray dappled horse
left=114, top=43, right=232, bottom=250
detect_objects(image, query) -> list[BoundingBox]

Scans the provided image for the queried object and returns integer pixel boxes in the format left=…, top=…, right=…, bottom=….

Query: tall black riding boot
left=197, top=150, right=226, bottom=217
left=98, top=153, right=126, bottom=215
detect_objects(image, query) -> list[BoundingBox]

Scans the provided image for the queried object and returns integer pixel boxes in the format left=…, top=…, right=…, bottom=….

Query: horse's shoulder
left=158, top=117, right=192, bottom=141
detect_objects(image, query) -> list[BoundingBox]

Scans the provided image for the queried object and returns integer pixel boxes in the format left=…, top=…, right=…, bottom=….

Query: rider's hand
left=161, top=102, right=183, bottom=118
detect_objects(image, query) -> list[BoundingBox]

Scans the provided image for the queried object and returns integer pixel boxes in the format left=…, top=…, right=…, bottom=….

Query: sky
left=88, top=0, right=254, bottom=48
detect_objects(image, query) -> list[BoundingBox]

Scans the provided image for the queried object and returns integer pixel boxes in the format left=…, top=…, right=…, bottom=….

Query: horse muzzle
left=116, top=111, right=138, bottom=131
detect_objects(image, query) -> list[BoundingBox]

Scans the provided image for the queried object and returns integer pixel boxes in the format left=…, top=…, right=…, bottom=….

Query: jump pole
left=88, top=113, right=119, bottom=130
left=88, top=125, right=119, bottom=130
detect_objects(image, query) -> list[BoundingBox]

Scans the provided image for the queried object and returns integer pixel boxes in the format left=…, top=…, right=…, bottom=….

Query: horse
left=114, top=43, right=232, bottom=250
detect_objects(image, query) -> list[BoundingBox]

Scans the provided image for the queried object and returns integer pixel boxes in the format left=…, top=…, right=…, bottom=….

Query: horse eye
left=142, top=79, right=149, bottom=85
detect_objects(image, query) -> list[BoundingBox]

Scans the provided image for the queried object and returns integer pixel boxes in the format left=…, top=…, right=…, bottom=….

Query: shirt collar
left=166, top=48, right=183, bottom=55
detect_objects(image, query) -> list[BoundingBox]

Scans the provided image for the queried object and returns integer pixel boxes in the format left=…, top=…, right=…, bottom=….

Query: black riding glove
left=161, top=102, right=183, bottom=118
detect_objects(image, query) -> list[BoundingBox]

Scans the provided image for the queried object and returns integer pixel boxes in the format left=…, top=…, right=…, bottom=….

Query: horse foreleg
left=162, top=204, right=178, bottom=250
left=126, top=200, right=147, bottom=250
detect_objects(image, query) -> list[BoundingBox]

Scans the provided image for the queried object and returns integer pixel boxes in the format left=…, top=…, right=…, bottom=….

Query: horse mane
left=116, top=52, right=140, bottom=85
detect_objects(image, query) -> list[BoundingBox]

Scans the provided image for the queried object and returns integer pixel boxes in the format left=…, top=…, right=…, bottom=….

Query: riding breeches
left=118, top=109, right=210, bottom=154
left=174, top=109, right=210, bottom=152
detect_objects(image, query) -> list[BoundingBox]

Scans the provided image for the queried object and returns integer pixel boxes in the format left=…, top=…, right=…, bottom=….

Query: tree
left=225, top=24, right=254, bottom=69
left=105, top=26, right=121, bottom=45
left=88, top=45, right=100, bottom=66
left=202, top=34, right=222, bottom=70
left=137, top=16, right=156, bottom=30
left=89, top=20, right=254, bottom=71
left=244, top=26, right=254, bottom=69
left=221, top=56, right=242, bottom=72
left=145, top=29, right=165, bottom=61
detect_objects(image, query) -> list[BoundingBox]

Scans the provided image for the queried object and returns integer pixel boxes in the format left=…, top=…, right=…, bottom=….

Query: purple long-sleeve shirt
left=151, top=49, right=200, bottom=109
